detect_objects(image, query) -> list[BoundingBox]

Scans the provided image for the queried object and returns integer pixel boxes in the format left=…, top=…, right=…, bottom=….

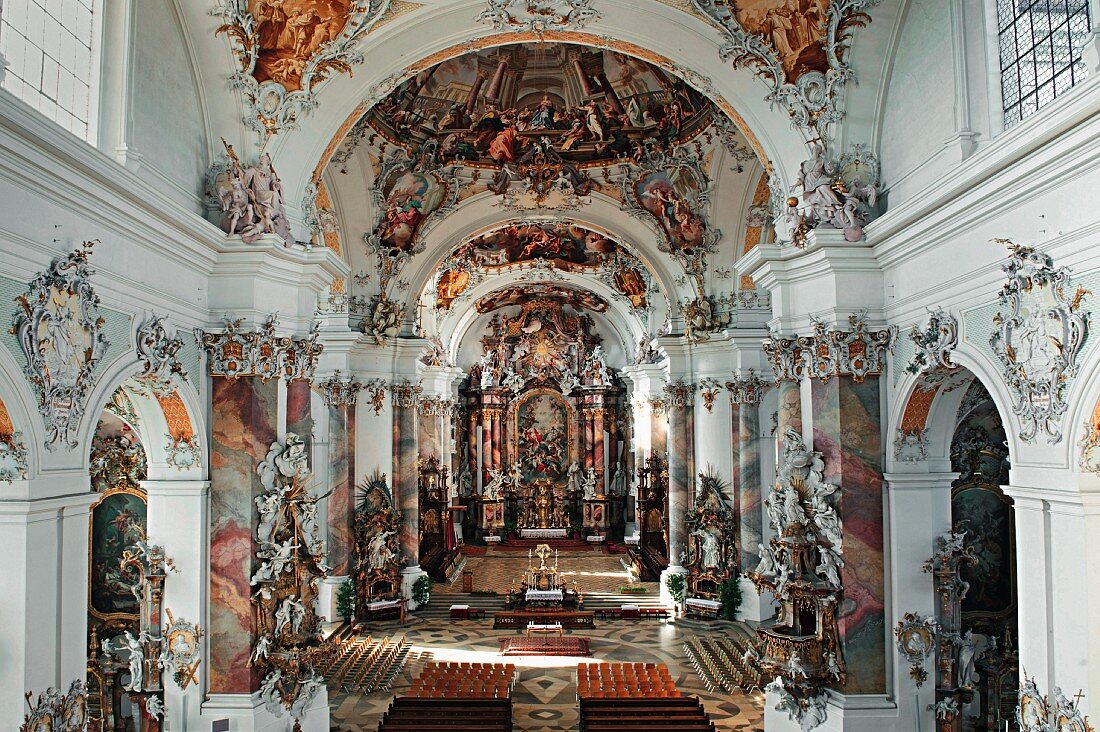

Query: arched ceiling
left=175, top=0, right=906, bottom=354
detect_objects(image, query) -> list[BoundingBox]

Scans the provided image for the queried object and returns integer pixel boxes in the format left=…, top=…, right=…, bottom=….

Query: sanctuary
left=1, top=0, right=1099, bottom=731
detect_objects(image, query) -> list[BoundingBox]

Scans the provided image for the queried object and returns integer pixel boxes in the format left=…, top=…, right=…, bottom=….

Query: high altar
left=454, top=298, right=630, bottom=543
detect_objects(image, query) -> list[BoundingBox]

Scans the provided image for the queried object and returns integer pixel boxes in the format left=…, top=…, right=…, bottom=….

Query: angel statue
left=484, top=468, right=508, bottom=500
left=693, top=527, right=721, bottom=568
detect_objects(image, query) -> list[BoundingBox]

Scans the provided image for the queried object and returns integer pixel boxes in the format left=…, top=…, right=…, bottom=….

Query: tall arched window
left=0, top=0, right=100, bottom=141
left=998, top=0, right=1092, bottom=128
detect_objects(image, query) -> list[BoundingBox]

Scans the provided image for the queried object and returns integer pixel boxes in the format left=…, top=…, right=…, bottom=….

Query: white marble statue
left=260, top=669, right=283, bottom=714
left=250, top=560, right=276, bottom=585
left=825, top=651, right=842, bottom=681
left=788, top=652, right=809, bottom=679
left=502, top=365, right=525, bottom=394
left=251, top=633, right=271, bottom=665
left=801, top=694, right=828, bottom=732
left=123, top=631, right=144, bottom=692
left=567, top=462, right=583, bottom=495
left=274, top=596, right=295, bottom=636
left=288, top=595, right=307, bottom=634
left=582, top=467, right=598, bottom=499
left=367, top=530, right=397, bottom=570
left=755, top=543, right=777, bottom=576
left=262, top=538, right=299, bottom=575
left=694, top=527, right=721, bottom=568
left=816, top=550, right=842, bottom=588
left=559, top=368, right=580, bottom=394
left=484, top=468, right=507, bottom=500
left=255, top=491, right=282, bottom=543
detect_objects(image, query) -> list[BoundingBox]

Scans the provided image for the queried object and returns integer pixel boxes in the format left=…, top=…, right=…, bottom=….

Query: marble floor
left=330, top=552, right=764, bottom=732
left=443, top=548, right=641, bottom=595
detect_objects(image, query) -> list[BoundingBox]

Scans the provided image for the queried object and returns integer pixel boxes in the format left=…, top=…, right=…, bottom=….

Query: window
left=997, top=0, right=1092, bottom=128
left=0, top=0, right=98, bottom=141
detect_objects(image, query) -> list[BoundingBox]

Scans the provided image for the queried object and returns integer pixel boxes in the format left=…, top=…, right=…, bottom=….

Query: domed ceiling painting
left=367, top=42, right=716, bottom=165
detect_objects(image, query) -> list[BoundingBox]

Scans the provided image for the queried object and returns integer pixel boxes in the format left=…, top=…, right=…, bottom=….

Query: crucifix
left=535, top=543, right=553, bottom=569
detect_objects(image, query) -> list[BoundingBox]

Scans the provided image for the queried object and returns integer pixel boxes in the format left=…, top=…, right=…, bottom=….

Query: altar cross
left=535, top=543, right=553, bottom=569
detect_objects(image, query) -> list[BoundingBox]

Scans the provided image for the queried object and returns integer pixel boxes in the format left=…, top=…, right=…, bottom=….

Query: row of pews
left=318, top=634, right=412, bottom=693
left=577, top=663, right=716, bottom=731
left=682, top=634, right=767, bottom=693
left=378, top=662, right=514, bottom=732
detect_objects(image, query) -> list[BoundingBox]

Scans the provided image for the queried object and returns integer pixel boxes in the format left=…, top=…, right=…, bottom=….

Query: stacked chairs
left=576, top=662, right=680, bottom=699
left=682, top=635, right=766, bottom=693
left=321, top=634, right=412, bottom=693
left=406, top=661, right=517, bottom=699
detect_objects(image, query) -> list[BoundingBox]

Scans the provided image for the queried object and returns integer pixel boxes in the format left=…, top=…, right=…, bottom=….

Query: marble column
left=666, top=397, right=694, bottom=569
left=776, top=378, right=802, bottom=446
left=325, top=392, right=355, bottom=577
left=208, top=375, right=277, bottom=694
left=810, top=375, right=886, bottom=695
left=465, top=76, right=485, bottom=114
left=286, top=378, right=313, bottom=462
left=392, top=390, right=419, bottom=567
left=486, top=58, right=509, bottom=101
left=736, top=403, right=763, bottom=573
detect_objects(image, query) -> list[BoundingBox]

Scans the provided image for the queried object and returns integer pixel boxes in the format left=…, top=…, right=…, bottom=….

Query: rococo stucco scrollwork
left=690, top=0, right=881, bottom=142
left=136, top=313, right=187, bottom=383
left=906, top=307, right=959, bottom=375
left=989, top=240, right=1090, bottom=444
left=212, top=0, right=394, bottom=137
left=12, top=241, right=110, bottom=451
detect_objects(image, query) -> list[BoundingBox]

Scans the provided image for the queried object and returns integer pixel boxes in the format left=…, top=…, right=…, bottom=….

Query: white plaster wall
left=878, top=0, right=956, bottom=198
left=130, top=0, right=209, bottom=211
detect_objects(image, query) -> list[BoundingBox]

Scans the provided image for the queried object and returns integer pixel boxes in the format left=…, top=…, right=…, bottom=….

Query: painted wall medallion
left=12, top=241, right=110, bottom=451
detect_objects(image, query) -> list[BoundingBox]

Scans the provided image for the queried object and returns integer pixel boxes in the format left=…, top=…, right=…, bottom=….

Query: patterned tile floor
left=330, top=553, right=764, bottom=732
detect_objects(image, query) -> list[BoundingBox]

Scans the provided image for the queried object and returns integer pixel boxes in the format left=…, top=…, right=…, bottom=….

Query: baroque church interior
left=0, top=0, right=1099, bottom=730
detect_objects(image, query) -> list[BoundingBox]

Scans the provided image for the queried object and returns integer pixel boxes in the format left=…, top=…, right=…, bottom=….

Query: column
left=390, top=382, right=427, bottom=604
left=208, top=375, right=277, bottom=696
left=316, top=373, right=360, bottom=622
left=286, top=378, right=313, bottom=462
left=485, top=58, right=509, bottom=102
left=572, top=57, right=596, bottom=96
left=886, top=473, right=955, bottom=730
left=465, top=76, right=486, bottom=114
left=810, top=373, right=886, bottom=696
left=665, top=382, right=695, bottom=572
left=144, top=479, right=210, bottom=731
left=0, top=486, right=94, bottom=729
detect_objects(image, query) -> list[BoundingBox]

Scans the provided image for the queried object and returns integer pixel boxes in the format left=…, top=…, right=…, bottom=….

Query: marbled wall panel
left=209, top=376, right=277, bottom=693
left=393, top=404, right=418, bottom=565
left=286, top=379, right=313, bottom=462
left=737, top=405, right=763, bottom=573
left=328, top=403, right=351, bottom=576
left=810, top=376, right=886, bottom=695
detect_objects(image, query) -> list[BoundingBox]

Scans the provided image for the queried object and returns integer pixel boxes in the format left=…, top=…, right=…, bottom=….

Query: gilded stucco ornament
left=200, top=314, right=322, bottom=381
left=663, top=380, right=696, bottom=410
left=12, top=241, right=110, bottom=451
left=698, top=378, right=723, bottom=413
left=212, top=0, right=393, bottom=137
left=1078, top=414, right=1100, bottom=475
left=1013, top=672, right=1095, bottom=732
left=906, top=308, right=959, bottom=375
left=725, top=369, right=771, bottom=406
left=894, top=611, right=940, bottom=687
left=764, top=314, right=894, bottom=383
left=159, top=609, right=203, bottom=690
left=0, top=434, right=29, bottom=482
left=989, top=240, right=1090, bottom=444
left=318, top=370, right=364, bottom=407
left=690, top=0, right=880, bottom=142
left=136, top=313, right=186, bottom=382
left=389, top=380, right=423, bottom=408
left=20, top=680, right=87, bottom=732
left=681, top=296, right=730, bottom=343
left=477, top=0, right=600, bottom=35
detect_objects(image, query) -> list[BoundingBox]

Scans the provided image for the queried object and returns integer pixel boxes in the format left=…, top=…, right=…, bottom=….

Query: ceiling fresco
left=366, top=43, right=716, bottom=166
left=475, top=283, right=609, bottom=313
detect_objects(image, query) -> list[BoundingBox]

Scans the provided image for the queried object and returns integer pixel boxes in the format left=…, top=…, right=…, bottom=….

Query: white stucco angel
left=255, top=491, right=282, bottom=543
left=816, top=549, right=842, bottom=589
left=693, top=527, right=721, bottom=568
left=484, top=468, right=507, bottom=500
left=123, top=631, right=145, bottom=692
left=582, top=467, right=598, bottom=499
left=262, top=538, right=299, bottom=575
left=274, top=596, right=296, bottom=636
left=754, top=543, right=777, bottom=576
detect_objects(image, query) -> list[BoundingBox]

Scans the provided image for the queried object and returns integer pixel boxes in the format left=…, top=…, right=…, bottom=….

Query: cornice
left=0, top=90, right=225, bottom=274
left=868, top=74, right=1100, bottom=270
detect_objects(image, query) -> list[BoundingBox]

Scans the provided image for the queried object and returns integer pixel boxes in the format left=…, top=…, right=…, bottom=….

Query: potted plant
left=336, top=578, right=356, bottom=624
left=412, top=575, right=433, bottom=608
left=718, top=577, right=742, bottom=621
left=665, top=572, right=686, bottom=615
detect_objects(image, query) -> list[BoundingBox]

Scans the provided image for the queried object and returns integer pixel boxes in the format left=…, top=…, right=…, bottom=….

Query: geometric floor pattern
left=330, top=612, right=765, bottom=731
left=441, top=549, right=642, bottom=595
